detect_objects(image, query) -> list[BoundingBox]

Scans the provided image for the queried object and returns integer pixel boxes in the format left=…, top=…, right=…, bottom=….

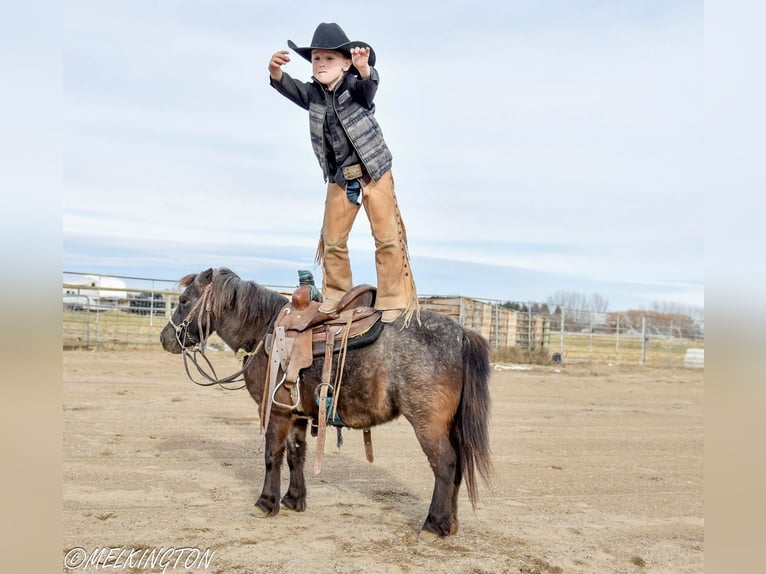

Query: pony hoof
left=281, top=498, right=306, bottom=512
left=417, top=529, right=442, bottom=543
left=248, top=505, right=272, bottom=519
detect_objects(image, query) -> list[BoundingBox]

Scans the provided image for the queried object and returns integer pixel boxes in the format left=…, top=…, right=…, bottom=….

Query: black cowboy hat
left=287, top=22, right=376, bottom=73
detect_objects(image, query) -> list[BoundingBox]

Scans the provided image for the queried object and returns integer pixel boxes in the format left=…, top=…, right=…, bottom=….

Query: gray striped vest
left=309, top=87, right=393, bottom=182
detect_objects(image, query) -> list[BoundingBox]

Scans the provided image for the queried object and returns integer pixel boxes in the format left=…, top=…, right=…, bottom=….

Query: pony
left=160, top=267, right=492, bottom=539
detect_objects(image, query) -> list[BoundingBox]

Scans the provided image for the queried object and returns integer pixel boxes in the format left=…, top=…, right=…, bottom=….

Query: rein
left=179, top=340, right=263, bottom=391
left=170, top=283, right=263, bottom=391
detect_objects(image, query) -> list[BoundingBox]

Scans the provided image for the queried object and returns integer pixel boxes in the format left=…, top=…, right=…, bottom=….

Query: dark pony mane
left=180, top=267, right=287, bottom=327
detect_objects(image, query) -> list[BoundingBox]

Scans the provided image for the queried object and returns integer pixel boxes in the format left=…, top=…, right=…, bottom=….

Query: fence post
left=616, top=315, right=620, bottom=364
left=560, top=309, right=565, bottom=358
left=668, top=319, right=674, bottom=367
left=641, top=316, right=647, bottom=366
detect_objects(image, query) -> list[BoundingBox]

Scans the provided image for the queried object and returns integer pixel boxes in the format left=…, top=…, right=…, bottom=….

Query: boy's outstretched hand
left=269, top=50, right=290, bottom=81
left=350, top=46, right=371, bottom=77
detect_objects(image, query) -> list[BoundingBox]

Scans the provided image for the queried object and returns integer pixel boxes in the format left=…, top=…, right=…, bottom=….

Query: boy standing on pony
left=268, top=22, right=418, bottom=325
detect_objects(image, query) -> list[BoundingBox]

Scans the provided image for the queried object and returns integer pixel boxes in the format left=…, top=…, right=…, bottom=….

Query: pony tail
left=457, top=329, right=493, bottom=510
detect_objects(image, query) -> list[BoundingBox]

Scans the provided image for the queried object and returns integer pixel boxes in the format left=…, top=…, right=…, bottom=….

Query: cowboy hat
left=288, top=22, right=376, bottom=73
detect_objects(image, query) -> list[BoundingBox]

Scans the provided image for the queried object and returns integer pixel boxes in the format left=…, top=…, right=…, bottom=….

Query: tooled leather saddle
left=261, top=283, right=383, bottom=473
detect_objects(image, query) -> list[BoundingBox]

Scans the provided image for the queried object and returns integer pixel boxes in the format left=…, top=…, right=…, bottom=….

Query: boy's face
left=311, top=49, right=351, bottom=90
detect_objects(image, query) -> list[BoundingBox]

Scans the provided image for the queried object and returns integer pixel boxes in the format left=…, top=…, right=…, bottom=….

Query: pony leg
left=448, top=433, right=464, bottom=535
left=281, top=418, right=308, bottom=512
left=253, top=414, right=292, bottom=517
left=411, top=426, right=460, bottom=539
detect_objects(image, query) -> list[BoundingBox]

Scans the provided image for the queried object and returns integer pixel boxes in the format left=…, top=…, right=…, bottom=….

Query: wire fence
left=62, top=271, right=704, bottom=368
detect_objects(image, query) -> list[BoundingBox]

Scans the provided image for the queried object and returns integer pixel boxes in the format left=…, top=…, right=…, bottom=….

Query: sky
left=62, top=0, right=704, bottom=312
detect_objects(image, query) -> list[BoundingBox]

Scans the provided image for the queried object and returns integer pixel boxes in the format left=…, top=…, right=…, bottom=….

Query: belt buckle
left=342, top=164, right=363, bottom=180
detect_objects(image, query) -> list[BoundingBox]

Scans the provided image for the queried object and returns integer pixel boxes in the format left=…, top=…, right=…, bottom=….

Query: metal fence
left=545, top=309, right=704, bottom=368
left=62, top=272, right=704, bottom=368
left=64, top=272, right=184, bottom=350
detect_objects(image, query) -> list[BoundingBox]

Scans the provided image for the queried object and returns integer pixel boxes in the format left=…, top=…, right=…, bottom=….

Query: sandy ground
left=63, top=350, right=703, bottom=574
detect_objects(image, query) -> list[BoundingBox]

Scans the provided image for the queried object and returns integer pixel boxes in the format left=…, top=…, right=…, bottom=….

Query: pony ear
left=198, top=268, right=214, bottom=286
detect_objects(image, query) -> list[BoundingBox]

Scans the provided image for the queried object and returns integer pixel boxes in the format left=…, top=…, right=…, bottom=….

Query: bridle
left=170, top=283, right=262, bottom=391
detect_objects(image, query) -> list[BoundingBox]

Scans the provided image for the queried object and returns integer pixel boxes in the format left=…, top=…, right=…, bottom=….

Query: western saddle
left=261, top=282, right=383, bottom=474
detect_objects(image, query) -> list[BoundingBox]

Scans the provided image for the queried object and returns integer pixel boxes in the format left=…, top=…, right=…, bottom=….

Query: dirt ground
left=63, top=350, right=703, bottom=574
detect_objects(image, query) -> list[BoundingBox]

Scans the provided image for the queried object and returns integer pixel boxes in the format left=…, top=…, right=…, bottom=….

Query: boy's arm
left=270, top=71, right=311, bottom=110
left=268, top=49, right=311, bottom=109
left=349, top=46, right=377, bottom=109
left=349, top=67, right=379, bottom=110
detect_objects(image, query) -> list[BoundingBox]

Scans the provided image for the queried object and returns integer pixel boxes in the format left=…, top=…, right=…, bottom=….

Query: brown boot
left=380, top=309, right=403, bottom=323
left=318, top=298, right=340, bottom=314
